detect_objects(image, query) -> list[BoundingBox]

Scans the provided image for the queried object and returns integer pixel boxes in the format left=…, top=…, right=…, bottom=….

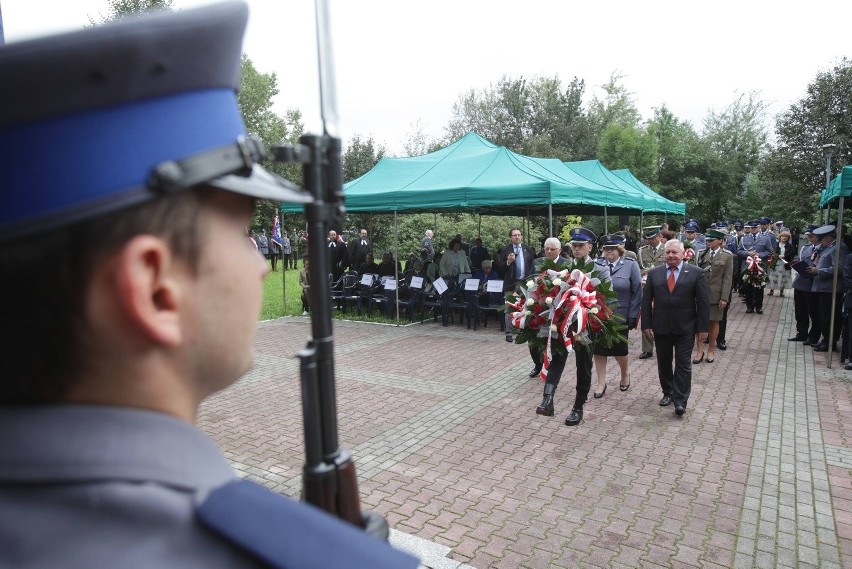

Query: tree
left=238, top=56, right=305, bottom=231
left=597, top=122, right=659, bottom=185
left=677, top=92, right=769, bottom=226
left=402, top=119, right=442, bottom=158
left=774, top=58, right=852, bottom=194
left=340, top=135, right=388, bottom=247
left=445, top=75, right=593, bottom=160
left=586, top=72, right=641, bottom=154
left=89, top=0, right=172, bottom=23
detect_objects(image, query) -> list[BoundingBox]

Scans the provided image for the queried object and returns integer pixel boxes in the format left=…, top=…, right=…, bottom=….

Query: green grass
left=259, top=263, right=421, bottom=325
left=260, top=265, right=303, bottom=320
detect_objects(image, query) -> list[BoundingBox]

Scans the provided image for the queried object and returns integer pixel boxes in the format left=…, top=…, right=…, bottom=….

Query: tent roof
left=609, top=168, right=686, bottom=216
left=284, top=132, right=675, bottom=215
left=565, top=160, right=685, bottom=215
left=819, top=165, right=852, bottom=208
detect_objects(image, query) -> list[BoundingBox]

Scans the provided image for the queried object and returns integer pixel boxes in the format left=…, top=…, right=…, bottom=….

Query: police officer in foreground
left=0, top=4, right=418, bottom=568
left=534, top=228, right=611, bottom=427
left=790, top=225, right=822, bottom=345
left=808, top=224, right=848, bottom=352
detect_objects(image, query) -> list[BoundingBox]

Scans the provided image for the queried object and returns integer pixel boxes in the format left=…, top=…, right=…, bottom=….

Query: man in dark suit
left=498, top=227, right=535, bottom=342
left=641, top=239, right=710, bottom=416
left=348, top=228, right=372, bottom=273
left=326, top=229, right=349, bottom=281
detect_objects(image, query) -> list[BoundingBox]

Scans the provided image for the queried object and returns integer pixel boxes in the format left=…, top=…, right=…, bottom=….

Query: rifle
left=273, top=0, right=388, bottom=539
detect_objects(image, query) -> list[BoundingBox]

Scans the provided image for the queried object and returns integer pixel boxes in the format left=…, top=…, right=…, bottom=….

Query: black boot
left=536, top=384, right=556, bottom=416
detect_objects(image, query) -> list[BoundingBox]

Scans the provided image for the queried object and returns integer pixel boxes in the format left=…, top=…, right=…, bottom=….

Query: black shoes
left=564, top=408, right=583, bottom=426
left=536, top=385, right=556, bottom=416
left=788, top=336, right=807, bottom=342
left=659, top=395, right=672, bottom=406
left=746, top=308, right=754, bottom=314
left=755, top=308, right=763, bottom=314
left=813, top=344, right=828, bottom=352
left=803, top=339, right=814, bottom=346
left=675, top=404, right=686, bottom=416
left=505, top=334, right=513, bottom=343
left=529, top=367, right=542, bottom=378
left=593, top=385, right=607, bottom=399
left=638, top=351, right=653, bottom=360
left=692, top=352, right=705, bottom=364
left=716, top=340, right=727, bottom=350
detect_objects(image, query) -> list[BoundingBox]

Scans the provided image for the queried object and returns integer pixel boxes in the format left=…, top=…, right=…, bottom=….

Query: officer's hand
left=627, top=318, right=638, bottom=330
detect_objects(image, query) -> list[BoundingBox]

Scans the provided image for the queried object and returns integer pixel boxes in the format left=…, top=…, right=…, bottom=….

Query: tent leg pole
left=827, top=197, right=844, bottom=368
left=604, top=207, right=608, bottom=235
left=477, top=214, right=482, bottom=238
left=394, top=211, right=400, bottom=326
left=548, top=204, right=553, bottom=238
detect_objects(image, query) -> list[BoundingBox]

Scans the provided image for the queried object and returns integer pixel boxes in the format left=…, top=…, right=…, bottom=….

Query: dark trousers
left=543, top=346, right=592, bottom=410
left=654, top=333, right=693, bottom=407
left=744, top=283, right=764, bottom=310
left=530, top=345, right=542, bottom=371
left=805, top=290, right=822, bottom=342
left=817, top=292, right=842, bottom=345
left=792, top=288, right=811, bottom=338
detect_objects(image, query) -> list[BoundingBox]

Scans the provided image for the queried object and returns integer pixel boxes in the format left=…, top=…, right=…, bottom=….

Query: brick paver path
left=199, top=293, right=852, bottom=568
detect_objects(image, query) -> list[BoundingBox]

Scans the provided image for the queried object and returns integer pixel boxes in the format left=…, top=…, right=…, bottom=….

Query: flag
left=271, top=215, right=283, bottom=247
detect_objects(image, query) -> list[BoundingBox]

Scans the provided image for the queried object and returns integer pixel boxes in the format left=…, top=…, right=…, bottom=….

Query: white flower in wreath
left=526, top=298, right=535, bottom=306
left=550, top=324, right=558, bottom=332
left=552, top=278, right=562, bottom=286
left=526, top=279, right=535, bottom=288
left=591, top=307, right=599, bottom=314
left=545, top=296, right=553, bottom=306
left=560, top=270, right=569, bottom=278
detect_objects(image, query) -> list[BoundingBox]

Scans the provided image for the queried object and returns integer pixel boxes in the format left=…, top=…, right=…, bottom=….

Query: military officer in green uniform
left=637, top=226, right=666, bottom=359
left=694, top=228, right=734, bottom=363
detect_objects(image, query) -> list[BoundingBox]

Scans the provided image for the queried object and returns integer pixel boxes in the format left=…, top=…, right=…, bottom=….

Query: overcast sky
left=3, top=0, right=849, bottom=155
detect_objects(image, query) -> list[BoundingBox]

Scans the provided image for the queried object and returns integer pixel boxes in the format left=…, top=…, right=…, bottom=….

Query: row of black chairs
left=328, top=272, right=505, bottom=330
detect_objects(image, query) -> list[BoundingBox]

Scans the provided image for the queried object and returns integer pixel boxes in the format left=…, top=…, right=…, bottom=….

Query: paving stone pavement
left=198, top=293, right=852, bottom=568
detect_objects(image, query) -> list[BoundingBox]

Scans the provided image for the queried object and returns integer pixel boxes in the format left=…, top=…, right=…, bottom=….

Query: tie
left=328, top=242, right=334, bottom=248
left=361, top=240, right=366, bottom=245
left=668, top=267, right=676, bottom=292
left=609, top=263, right=614, bottom=274
left=710, top=250, right=716, bottom=260
left=515, top=246, right=523, bottom=278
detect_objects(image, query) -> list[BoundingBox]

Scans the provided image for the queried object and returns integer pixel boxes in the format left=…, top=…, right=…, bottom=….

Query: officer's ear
left=111, top=235, right=186, bottom=347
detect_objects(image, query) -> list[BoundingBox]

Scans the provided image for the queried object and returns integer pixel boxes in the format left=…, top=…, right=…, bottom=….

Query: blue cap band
left=1, top=88, right=244, bottom=228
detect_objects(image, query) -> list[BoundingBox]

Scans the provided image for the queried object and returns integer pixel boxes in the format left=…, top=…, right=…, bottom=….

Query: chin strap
left=148, top=135, right=264, bottom=193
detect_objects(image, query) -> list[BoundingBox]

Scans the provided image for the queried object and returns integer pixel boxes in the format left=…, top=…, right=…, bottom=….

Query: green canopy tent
left=283, top=132, right=648, bottom=221
left=609, top=168, right=686, bottom=216
left=819, top=165, right=852, bottom=208
left=566, top=160, right=685, bottom=215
